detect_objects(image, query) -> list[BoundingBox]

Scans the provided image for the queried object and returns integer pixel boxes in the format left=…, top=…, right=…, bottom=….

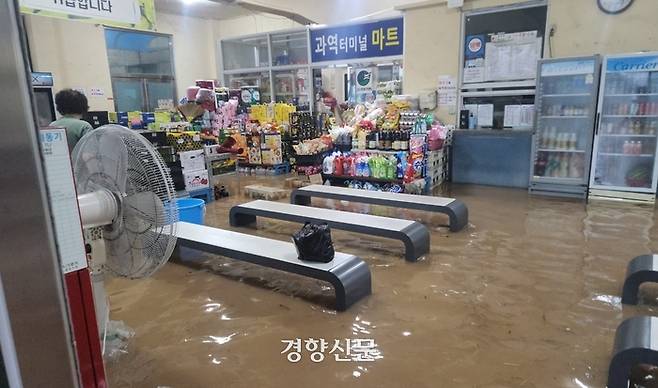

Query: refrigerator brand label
left=607, top=56, right=658, bottom=72
left=541, top=60, right=595, bottom=76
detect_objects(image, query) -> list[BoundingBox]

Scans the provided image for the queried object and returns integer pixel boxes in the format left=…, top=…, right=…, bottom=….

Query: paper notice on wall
left=504, top=105, right=522, bottom=127
left=477, top=104, right=494, bottom=127
left=463, top=58, right=485, bottom=84
left=503, top=104, right=535, bottom=128
left=89, top=88, right=104, bottom=97
left=73, top=87, right=86, bottom=95
left=484, top=32, right=541, bottom=82
left=437, top=75, right=457, bottom=107
left=520, top=104, right=535, bottom=127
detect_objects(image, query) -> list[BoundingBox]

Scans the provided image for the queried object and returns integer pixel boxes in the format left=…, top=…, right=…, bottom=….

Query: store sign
left=310, top=18, right=404, bottom=63
left=541, top=60, right=595, bottom=76
left=607, top=55, right=658, bottom=72
left=20, top=0, right=156, bottom=30
left=464, top=35, right=485, bottom=59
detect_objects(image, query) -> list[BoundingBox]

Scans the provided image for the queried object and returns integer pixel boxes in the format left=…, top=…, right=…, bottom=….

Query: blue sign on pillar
left=310, top=18, right=404, bottom=63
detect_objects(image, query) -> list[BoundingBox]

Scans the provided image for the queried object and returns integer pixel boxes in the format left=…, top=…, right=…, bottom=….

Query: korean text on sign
left=281, top=338, right=382, bottom=363
left=310, top=17, right=404, bottom=63
left=371, top=27, right=400, bottom=50
left=53, top=0, right=113, bottom=13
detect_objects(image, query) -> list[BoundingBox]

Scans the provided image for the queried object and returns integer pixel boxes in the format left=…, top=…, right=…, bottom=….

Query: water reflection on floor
left=106, top=176, right=658, bottom=387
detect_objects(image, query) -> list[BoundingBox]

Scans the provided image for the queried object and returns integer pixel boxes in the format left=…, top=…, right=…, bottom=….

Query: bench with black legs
left=229, top=200, right=430, bottom=262
left=608, top=316, right=658, bottom=388
left=290, top=184, right=469, bottom=232
left=174, top=222, right=372, bottom=311
left=622, top=254, right=658, bottom=305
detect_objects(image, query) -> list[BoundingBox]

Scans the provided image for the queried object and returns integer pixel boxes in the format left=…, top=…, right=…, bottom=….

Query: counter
left=451, top=129, right=533, bottom=188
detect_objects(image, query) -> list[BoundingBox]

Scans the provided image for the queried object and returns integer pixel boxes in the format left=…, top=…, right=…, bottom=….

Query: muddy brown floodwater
left=106, top=176, right=658, bottom=388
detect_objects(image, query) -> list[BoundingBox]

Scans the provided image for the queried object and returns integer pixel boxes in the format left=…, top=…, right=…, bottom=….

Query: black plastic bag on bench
left=292, top=222, right=335, bottom=263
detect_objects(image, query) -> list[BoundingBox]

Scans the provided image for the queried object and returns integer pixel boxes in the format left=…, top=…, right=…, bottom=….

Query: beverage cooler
left=589, top=52, right=658, bottom=203
left=530, top=56, right=601, bottom=197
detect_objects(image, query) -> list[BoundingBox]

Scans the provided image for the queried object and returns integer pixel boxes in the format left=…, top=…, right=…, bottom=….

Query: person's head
left=54, top=89, right=89, bottom=117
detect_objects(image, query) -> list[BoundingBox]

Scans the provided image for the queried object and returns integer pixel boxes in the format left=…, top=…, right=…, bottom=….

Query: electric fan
left=71, top=124, right=178, bottom=279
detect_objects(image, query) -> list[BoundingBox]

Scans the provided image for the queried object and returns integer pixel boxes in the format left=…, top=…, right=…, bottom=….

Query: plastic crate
left=167, top=131, right=204, bottom=152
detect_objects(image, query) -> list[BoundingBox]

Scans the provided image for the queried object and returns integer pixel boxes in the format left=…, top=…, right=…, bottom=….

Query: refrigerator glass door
left=532, top=57, right=599, bottom=187
left=591, top=54, right=658, bottom=193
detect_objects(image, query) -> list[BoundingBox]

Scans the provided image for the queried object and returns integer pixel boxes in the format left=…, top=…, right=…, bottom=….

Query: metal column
left=0, top=1, right=80, bottom=386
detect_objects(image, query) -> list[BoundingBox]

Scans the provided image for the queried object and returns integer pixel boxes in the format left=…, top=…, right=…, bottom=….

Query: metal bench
left=290, top=184, right=469, bottom=232
left=174, top=221, right=371, bottom=311
left=229, top=200, right=430, bottom=262
left=622, top=254, right=658, bottom=305
left=608, top=316, right=658, bottom=388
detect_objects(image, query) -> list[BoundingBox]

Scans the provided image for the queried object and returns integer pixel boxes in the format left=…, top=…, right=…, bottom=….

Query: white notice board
left=485, top=31, right=541, bottom=82
left=40, top=128, right=87, bottom=274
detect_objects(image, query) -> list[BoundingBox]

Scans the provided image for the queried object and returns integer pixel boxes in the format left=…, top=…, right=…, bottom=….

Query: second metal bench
left=229, top=200, right=430, bottom=262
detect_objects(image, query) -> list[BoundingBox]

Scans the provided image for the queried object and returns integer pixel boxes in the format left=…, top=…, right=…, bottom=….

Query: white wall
left=403, top=0, right=658, bottom=123
left=25, top=15, right=115, bottom=111
left=24, top=10, right=300, bottom=112
left=156, top=12, right=218, bottom=97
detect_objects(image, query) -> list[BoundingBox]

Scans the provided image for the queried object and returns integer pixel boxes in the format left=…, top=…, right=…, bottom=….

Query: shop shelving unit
left=221, top=29, right=312, bottom=111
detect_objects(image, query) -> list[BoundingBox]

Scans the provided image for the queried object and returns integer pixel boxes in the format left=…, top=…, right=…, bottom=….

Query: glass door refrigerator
left=589, top=52, right=658, bottom=203
left=530, top=55, right=601, bottom=198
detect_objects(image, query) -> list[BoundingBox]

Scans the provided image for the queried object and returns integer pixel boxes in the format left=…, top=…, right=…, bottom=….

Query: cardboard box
left=261, top=148, right=282, bottom=165
left=184, top=169, right=209, bottom=191
left=179, top=149, right=206, bottom=171
left=262, top=133, right=282, bottom=151
left=248, top=147, right=262, bottom=164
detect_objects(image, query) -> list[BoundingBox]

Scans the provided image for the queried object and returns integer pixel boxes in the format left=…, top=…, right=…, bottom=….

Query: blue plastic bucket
left=176, top=198, right=206, bottom=225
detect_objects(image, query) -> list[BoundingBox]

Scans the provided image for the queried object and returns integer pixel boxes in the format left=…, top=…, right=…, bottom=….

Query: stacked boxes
left=261, top=133, right=283, bottom=165
left=427, top=149, right=448, bottom=189
left=179, top=149, right=209, bottom=191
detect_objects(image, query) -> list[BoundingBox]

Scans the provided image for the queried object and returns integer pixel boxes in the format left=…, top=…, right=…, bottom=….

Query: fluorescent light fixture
left=183, top=0, right=208, bottom=4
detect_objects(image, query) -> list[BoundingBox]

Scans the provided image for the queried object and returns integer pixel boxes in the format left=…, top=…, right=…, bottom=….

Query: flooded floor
left=106, top=176, right=658, bottom=387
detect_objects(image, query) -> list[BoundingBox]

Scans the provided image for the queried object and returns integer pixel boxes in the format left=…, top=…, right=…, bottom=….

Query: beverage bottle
left=570, top=133, right=577, bottom=150
left=637, top=141, right=643, bottom=155
left=549, top=128, right=556, bottom=148
left=623, top=141, right=629, bottom=154
left=561, top=133, right=568, bottom=149
left=568, top=154, right=579, bottom=178
left=558, top=154, right=567, bottom=178
left=555, top=133, right=562, bottom=149
left=378, top=132, right=385, bottom=150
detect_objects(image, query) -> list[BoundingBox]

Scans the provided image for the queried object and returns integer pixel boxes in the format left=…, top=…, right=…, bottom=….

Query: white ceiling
left=155, top=0, right=254, bottom=21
